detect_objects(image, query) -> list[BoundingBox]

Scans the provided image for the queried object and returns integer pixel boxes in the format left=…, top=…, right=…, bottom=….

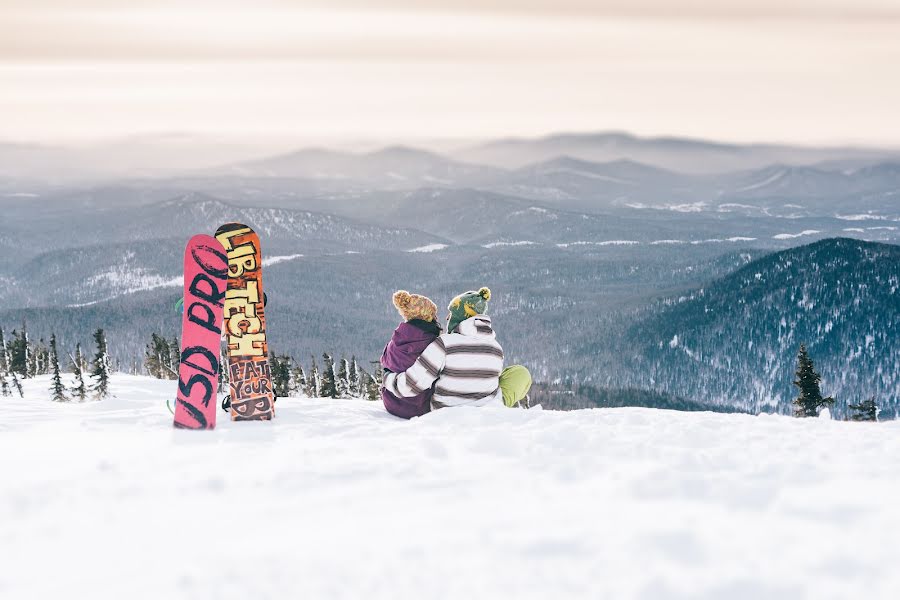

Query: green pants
left=499, top=365, right=533, bottom=408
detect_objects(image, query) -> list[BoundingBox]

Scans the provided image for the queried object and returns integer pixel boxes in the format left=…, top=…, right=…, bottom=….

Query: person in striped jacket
left=382, top=287, right=533, bottom=410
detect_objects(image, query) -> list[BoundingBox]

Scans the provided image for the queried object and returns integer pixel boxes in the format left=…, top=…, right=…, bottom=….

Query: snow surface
left=773, top=230, right=822, bottom=240
left=482, top=241, right=537, bottom=248
left=3, top=375, right=900, bottom=600
left=557, top=240, right=640, bottom=248
left=835, top=214, right=888, bottom=221
left=262, top=253, right=304, bottom=266
left=734, top=167, right=787, bottom=192
left=407, top=243, right=448, bottom=253
left=625, top=202, right=707, bottom=213
left=558, top=238, right=758, bottom=249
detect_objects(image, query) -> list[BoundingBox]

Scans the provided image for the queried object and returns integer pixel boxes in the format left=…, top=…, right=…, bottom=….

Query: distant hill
left=217, top=145, right=504, bottom=189
left=618, top=238, right=900, bottom=418
left=454, top=131, right=900, bottom=173
left=0, top=194, right=449, bottom=307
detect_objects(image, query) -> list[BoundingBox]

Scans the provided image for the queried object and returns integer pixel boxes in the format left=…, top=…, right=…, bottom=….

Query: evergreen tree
left=70, top=343, right=87, bottom=402
left=0, top=327, right=10, bottom=397
left=90, top=328, right=111, bottom=400
left=9, top=327, right=27, bottom=377
left=49, top=334, right=67, bottom=402
left=169, top=337, right=180, bottom=379
left=144, top=333, right=173, bottom=379
left=291, top=364, right=306, bottom=397
left=284, top=359, right=295, bottom=396
left=848, top=397, right=878, bottom=422
left=8, top=370, right=23, bottom=398
left=34, top=338, right=48, bottom=376
left=22, top=322, right=32, bottom=378
left=792, top=344, right=834, bottom=418
left=319, top=353, right=337, bottom=398
left=144, top=333, right=161, bottom=378
left=348, top=356, right=361, bottom=397
left=219, top=344, right=230, bottom=389
left=271, top=353, right=293, bottom=398
left=307, top=356, right=320, bottom=398
left=336, top=357, right=350, bottom=398
left=3, top=330, right=23, bottom=398
left=365, top=361, right=383, bottom=401
left=26, top=338, right=40, bottom=379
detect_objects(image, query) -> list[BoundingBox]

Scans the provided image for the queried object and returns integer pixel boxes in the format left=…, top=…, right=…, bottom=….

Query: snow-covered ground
left=3, top=375, right=899, bottom=600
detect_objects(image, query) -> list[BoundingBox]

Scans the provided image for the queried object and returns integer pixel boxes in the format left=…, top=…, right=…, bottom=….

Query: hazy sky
left=2, top=0, right=900, bottom=146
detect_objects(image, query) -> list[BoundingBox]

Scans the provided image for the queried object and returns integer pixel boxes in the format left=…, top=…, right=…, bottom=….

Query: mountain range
left=1, top=131, right=897, bottom=417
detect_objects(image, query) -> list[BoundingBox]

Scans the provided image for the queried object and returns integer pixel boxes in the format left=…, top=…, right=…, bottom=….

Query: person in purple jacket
left=380, top=290, right=442, bottom=419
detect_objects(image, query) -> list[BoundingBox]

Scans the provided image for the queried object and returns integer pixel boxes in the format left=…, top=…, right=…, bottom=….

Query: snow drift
left=2, top=375, right=898, bottom=600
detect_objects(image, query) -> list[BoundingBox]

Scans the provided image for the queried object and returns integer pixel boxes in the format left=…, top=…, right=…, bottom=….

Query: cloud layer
left=2, top=1, right=899, bottom=144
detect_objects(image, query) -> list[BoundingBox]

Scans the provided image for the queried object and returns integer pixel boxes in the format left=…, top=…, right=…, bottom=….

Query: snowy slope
left=3, top=375, right=899, bottom=600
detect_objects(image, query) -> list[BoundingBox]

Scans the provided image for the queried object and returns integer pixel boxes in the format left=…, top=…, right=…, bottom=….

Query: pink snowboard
left=173, top=235, right=228, bottom=430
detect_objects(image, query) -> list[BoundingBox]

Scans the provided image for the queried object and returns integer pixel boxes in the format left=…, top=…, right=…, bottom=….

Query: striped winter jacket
left=382, top=315, right=504, bottom=409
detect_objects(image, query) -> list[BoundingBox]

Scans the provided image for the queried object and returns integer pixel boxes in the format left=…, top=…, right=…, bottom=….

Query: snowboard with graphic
left=173, top=235, right=228, bottom=430
left=215, top=223, right=275, bottom=421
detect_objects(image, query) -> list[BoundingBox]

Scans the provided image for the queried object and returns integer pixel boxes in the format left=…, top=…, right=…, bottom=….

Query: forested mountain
left=617, top=238, right=900, bottom=418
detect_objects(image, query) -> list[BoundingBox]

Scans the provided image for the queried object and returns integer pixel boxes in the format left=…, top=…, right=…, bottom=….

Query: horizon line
left=4, top=128, right=900, bottom=152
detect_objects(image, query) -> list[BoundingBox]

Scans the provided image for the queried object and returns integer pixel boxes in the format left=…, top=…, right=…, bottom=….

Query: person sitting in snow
left=380, top=290, right=443, bottom=419
left=382, top=287, right=533, bottom=412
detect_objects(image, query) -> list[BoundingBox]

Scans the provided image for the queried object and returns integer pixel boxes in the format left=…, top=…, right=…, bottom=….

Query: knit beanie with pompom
left=447, top=287, right=491, bottom=333
left=392, top=290, right=438, bottom=323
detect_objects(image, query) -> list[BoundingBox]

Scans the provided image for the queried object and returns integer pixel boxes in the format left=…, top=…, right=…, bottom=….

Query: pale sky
left=2, top=0, right=900, bottom=146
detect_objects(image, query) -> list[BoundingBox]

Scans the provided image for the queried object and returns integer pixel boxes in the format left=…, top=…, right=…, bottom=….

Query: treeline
left=268, top=353, right=382, bottom=401
left=528, top=383, right=749, bottom=413
left=143, top=332, right=383, bottom=401
left=0, top=324, right=111, bottom=402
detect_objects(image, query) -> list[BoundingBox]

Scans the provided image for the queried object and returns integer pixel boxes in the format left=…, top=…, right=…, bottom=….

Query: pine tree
left=8, top=326, right=27, bottom=377
left=22, top=322, right=32, bottom=378
left=319, top=353, right=337, bottom=398
left=365, top=361, right=383, bottom=401
left=848, top=397, right=878, bottom=422
left=284, top=359, right=295, bottom=396
left=169, top=337, right=180, bottom=379
left=219, top=344, right=230, bottom=389
left=90, top=328, right=111, bottom=400
left=144, top=333, right=177, bottom=379
left=291, top=364, right=306, bottom=397
left=70, top=343, right=87, bottom=402
left=9, top=370, right=23, bottom=397
left=26, top=337, right=39, bottom=378
left=792, top=344, right=834, bottom=418
left=34, top=338, right=48, bottom=376
left=271, top=353, right=292, bottom=398
left=307, top=356, right=320, bottom=398
left=336, top=357, right=350, bottom=398
left=0, top=327, right=10, bottom=397
left=348, top=356, right=361, bottom=397
left=49, top=334, right=67, bottom=402
left=3, top=330, right=23, bottom=398
left=144, top=333, right=163, bottom=378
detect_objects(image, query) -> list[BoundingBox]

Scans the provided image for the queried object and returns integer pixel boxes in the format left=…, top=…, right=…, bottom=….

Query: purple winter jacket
left=380, top=319, right=441, bottom=419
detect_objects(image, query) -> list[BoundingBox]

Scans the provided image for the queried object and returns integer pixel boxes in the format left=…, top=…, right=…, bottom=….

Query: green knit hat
left=447, top=287, right=491, bottom=333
